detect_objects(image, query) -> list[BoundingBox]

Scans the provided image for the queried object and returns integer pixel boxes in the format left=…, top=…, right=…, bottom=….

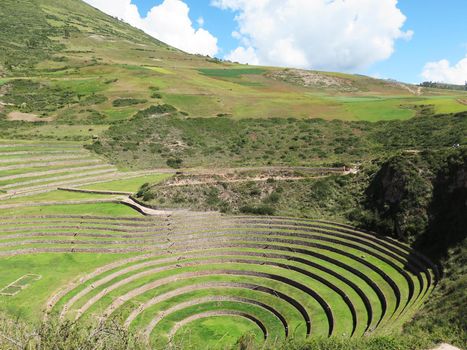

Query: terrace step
left=0, top=213, right=436, bottom=342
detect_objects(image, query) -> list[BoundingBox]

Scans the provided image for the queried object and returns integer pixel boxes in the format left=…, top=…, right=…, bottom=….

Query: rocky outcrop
left=364, top=155, right=432, bottom=243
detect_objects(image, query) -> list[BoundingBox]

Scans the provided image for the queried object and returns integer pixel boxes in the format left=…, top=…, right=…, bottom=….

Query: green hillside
left=1, top=0, right=466, bottom=125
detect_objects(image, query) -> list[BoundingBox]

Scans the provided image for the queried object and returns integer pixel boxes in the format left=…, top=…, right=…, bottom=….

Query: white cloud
left=197, top=17, right=205, bottom=27
left=212, top=0, right=412, bottom=71
left=84, top=0, right=218, bottom=56
left=421, top=55, right=467, bottom=85
left=225, top=46, right=259, bottom=65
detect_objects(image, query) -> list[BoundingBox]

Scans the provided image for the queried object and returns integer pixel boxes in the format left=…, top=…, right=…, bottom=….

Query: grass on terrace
left=77, top=173, right=171, bottom=192
left=0, top=202, right=140, bottom=216
left=0, top=190, right=121, bottom=204
left=0, top=252, right=135, bottom=320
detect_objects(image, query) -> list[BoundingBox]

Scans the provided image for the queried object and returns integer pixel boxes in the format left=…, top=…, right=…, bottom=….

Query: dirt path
left=430, top=344, right=462, bottom=350
left=183, top=166, right=347, bottom=175
left=161, top=176, right=321, bottom=187
left=121, top=197, right=173, bottom=216
left=157, top=165, right=357, bottom=187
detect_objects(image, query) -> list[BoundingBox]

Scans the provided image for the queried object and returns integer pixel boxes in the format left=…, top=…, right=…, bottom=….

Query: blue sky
left=367, top=0, right=467, bottom=82
left=86, top=0, right=467, bottom=84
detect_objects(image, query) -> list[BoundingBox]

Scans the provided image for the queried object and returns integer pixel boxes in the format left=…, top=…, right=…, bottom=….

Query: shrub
left=142, top=192, right=155, bottom=201
left=80, top=94, right=107, bottom=106
left=136, top=183, right=151, bottom=198
left=240, top=205, right=275, bottom=215
left=166, top=157, right=183, bottom=169
left=249, top=188, right=261, bottom=196
left=134, top=104, right=177, bottom=118
left=265, top=192, right=281, bottom=203
left=112, top=98, right=147, bottom=107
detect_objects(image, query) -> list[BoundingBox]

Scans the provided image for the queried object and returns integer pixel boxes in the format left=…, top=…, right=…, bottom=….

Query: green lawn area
left=342, top=98, right=416, bottom=121
left=145, top=66, right=174, bottom=75
left=78, top=173, right=171, bottom=192
left=103, top=108, right=139, bottom=121
left=423, top=97, right=467, bottom=114
left=0, top=202, right=141, bottom=216
left=0, top=252, right=136, bottom=320
left=11, top=124, right=109, bottom=139
left=169, top=312, right=265, bottom=349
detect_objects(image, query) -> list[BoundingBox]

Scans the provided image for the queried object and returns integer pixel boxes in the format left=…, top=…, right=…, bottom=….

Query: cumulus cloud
left=212, top=0, right=412, bottom=71
left=84, top=0, right=218, bottom=56
left=225, top=46, right=259, bottom=65
left=421, top=55, right=467, bottom=85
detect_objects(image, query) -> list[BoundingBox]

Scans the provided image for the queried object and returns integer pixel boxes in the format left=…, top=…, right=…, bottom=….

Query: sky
left=84, top=0, right=467, bottom=84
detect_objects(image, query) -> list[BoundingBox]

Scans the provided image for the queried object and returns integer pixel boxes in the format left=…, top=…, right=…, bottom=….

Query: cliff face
left=421, top=150, right=467, bottom=257
left=360, top=148, right=466, bottom=258
left=364, top=155, right=432, bottom=243
left=357, top=149, right=466, bottom=343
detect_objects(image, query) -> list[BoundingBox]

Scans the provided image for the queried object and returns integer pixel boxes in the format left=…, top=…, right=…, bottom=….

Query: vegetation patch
left=79, top=94, right=108, bottom=106
left=3, top=80, right=77, bottom=114
left=198, top=68, right=267, bottom=78
left=112, top=98, right=148, bottom=107
left=136, top=169, right=351, bottom=216
left=91, top=112, right=467, bottom=170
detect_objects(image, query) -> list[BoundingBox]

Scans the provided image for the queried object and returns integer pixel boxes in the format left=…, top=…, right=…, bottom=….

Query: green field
left=0, top=211, right=438, bottom=349
left=77, top=174, right=172, bottom=192
left=0, top=0, right=465, bottom=125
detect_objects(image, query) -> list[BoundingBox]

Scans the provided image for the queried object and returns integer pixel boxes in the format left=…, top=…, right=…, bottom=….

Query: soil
left=7, top=111, right=53, bottom=122
left=269, top=69, right=357, bottom=91
left=430, top=344, right=462, bottom=350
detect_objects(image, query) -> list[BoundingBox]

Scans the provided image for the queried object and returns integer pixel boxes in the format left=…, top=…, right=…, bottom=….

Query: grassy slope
left=0, top=0, right=466, bottom=126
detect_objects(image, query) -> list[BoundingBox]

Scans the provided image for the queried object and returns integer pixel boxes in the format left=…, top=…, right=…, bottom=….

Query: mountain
left=1, top=0, right=466, bottom=124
